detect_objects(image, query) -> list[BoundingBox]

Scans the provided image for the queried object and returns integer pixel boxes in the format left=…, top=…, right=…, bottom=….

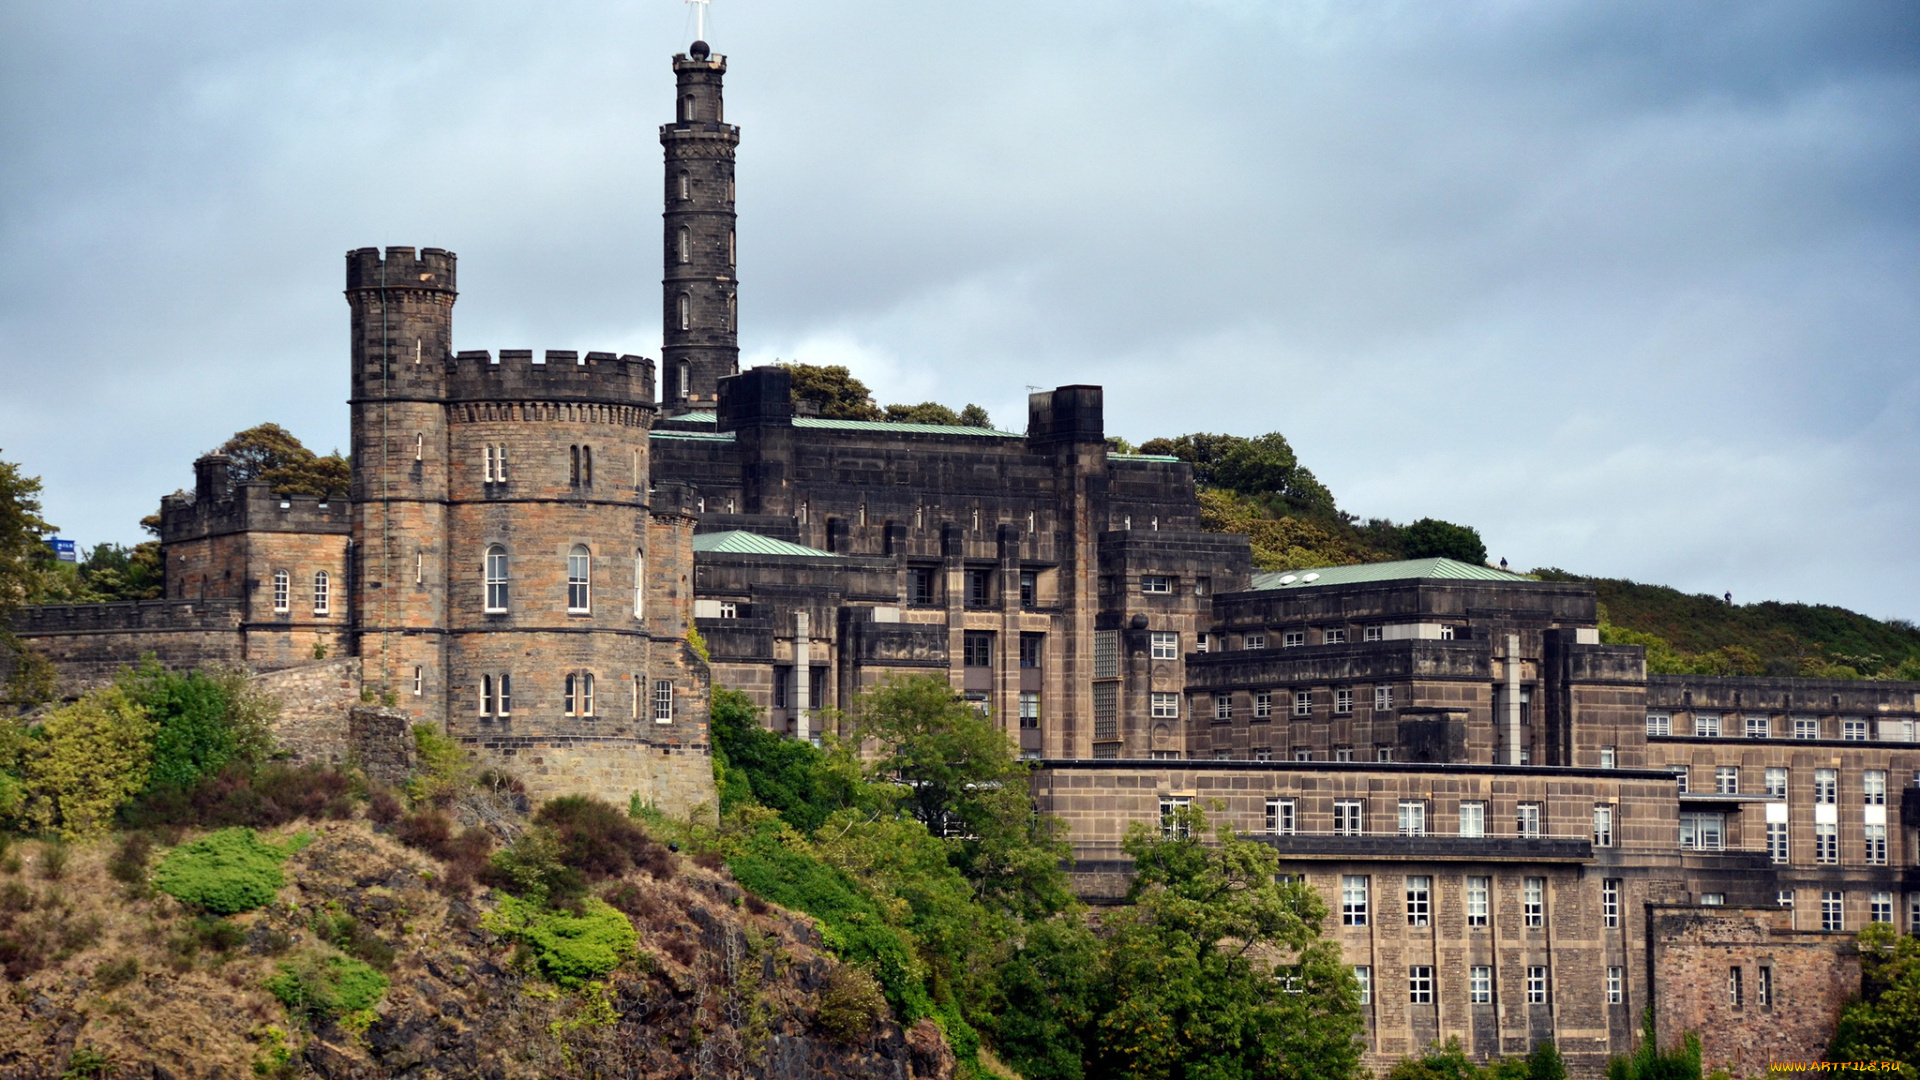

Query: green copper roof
left=665, top=412, right=718, bottom=423
left=1250, top=558, right=1531, bottom=591
left=790, top=416, right=1022, bottom=437
left=650, top=430, right=735, bottom=442
left=1109, top=453, right=1182, bottom=463
left=690, top=531, right=840, bottom=558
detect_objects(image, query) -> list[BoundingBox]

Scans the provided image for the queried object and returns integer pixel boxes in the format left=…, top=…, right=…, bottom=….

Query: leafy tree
left=1138, top=432, right=1338, bottom=516
left=1199, top=488, right=1374, bottom=572
left=213, top=423, right=349, bottom=499
left=886, top=402, right=962, bottom=425
left=708, top=687, right=862, bottom=832
left=1827, top=923, right=1920, bottom=1074
left=1083, top=804, right=1365, bottom=1080
left=17, top=685, right=156, bottom=839
left=957, top=404, right=992, bottom=428
left=1399, top=518, right=1488, bottom=564
left=778, top=363, right=884, bottom=421
left=0, top=452, right=56, bottom=617
left=118, top=660, right=273, bottom=794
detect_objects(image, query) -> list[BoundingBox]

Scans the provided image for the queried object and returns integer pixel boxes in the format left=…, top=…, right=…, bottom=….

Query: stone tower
left=660, top=39, right=740, bottom=413
left=346, top=246, right=457, bottom=706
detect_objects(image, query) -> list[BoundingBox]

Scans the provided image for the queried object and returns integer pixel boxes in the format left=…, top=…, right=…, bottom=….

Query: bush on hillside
left=815, top=965, right=889, bottom=1042
left=122, top=761, right=355, bottom=831
left=264, top=950, right=389, bottom=1023
left=534, top=795, right=675, bottom=883
left=118, top=661, right=273, bottom=794
left=485, top=894, right=638, bottom=988
left=16, top=686, right=155, bottom=840
left=152, top=828, right=295, bottom=915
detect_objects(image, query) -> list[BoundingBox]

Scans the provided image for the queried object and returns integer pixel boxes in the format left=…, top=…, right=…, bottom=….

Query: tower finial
left=687, top=0, right=710, bottom=48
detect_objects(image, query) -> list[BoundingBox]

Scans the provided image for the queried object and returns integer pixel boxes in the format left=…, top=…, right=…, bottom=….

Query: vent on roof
left=1302, top=573, right=1320, bottom=582
left=1278, top=574, right=1297, bottom=585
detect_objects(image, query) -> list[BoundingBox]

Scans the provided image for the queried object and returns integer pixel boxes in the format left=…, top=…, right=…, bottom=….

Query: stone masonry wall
left=254, top=658, right=363, bottom=766
left=1649, top=907, right=1859, bottom=1078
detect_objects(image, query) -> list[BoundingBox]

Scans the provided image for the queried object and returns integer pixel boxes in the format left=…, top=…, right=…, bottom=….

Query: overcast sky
left=2, top=1, right=1915, bottom=619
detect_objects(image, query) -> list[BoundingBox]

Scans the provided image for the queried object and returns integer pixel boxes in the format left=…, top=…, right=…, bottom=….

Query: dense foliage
left=265, top=951, right=391, bottom=1022
left=151, top=827, right=297, bottom=914
left=1827, top=924, right=1920, bottom=1074
left=485, top=894, right=638, bottom=989
left=776, top=362, right=991, bottom=428
left=1390, top=1036, right=1567, bottom=1080
left=12, top=686, right=156, bottom=839
left=213, top=423, right=350, bottom=499
left=706, top=676, right=1365, bottom=1080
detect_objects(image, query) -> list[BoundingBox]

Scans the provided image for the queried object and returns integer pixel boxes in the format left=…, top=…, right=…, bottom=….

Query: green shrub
left=264, top=950, right=389, bottom=1022
left=815, top=965, right=888, bottom=1042
left=408, top=723, right=470, bottom=805
left=485, top=826, right=586, bottom=909
left=485, top=894, right=637, bottom=988
left=535, top=795, right=675, bottom=882
left=18, top=686, right=156, bottom=840
left=152, top=828, right=293, bottom=914
left=93, top=956, right=139, bottom=991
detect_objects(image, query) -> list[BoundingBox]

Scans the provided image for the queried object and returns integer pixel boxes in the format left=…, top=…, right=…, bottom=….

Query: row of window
left=1353, top=963, right=1563, bottom=1006
left=674, top=225, right=737, bottom=267
left=673, top=169, right=735, bottom=202
left=1202, top=746, right=1400, bottom=762
left=911, top=568, right=1045, bottom=608
left=482, top=545, right=645, bottom=617
left=267, top=570, right=332, bottom=615
left=1339, top=874, right=1556, bottom=930
left=1247, top=797, right=1586, bottom=840
left=674, top=291, right=737, bottom=332
left=1670, top=764, right=1894, bottom=802
left=1649, top=712, right=1917, bottom=742
left=1205, top=686, right=1398, bottom=721
left=1786, top=889, right=1910, bottom=933
left=476, top=672, right=676, bottom=721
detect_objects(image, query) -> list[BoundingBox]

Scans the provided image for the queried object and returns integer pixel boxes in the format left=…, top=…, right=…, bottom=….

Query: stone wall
left=1649, top=906, right=1859, bottom=1078
left=8, top=600, right=246, bottom=695
left=349, top=706, right=417, bottom=788
left=255, top=658, right=363, bottom=766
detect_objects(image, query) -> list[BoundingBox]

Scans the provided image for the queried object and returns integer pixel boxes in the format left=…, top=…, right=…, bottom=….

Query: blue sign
left=47, top=538, right=77, bottom=563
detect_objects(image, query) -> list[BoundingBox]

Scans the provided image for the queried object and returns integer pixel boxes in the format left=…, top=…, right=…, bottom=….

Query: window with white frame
left=1866, top=824, right=1888, bottom=865
left=1398, top=801, right=1426, bottom=837
left=1293, top=747, right=1311, bottom=761
left=1467, top=876, right=1490, bottom=926
left=1767, top=822, right=1789, bottom=864
left=1757, top=966, right=1772, bottom=1007
left=1682, top=812, right=1726, bottom=852
left=1374, top=686, right=1394, bottom=711
left=1608, top=966, right=1624, bottom=1004
left=1245, top=633, right=1266, bottom=650
left=1517, top=803, right=1541, bottom=838
left=1864, top=770, right=1887, bottom=804
left=272, top=569, right=290, bottom=612
left=1746, top=715, right=1770, bottom=738
left=1647, top=713, right=1671, bottom=736
left=1438, top=625, right=1455, bottom=640
left=652, top=679, right=674, bottom=722
left=1150, top=693, right=1179, bottom=720
left=1253, top=691, right=1272, bottom=719
left=1159, top=796, right=1193, bottom=839
left=1293, top=691, right=1312, bottom=717
left=1844, top=719, right=1868, bottom=741
left=1600, top=746, right=1616, bottom=769
left=1354, top=966, right=1371, bottom=1005
left=1406, top=876, right=1431, bottom=927
left=1870, top=891, right=1893, bottom=923
left=1252, top=748, right=1271, bottom=762
left=1672, top=765, right=1689, bottom=794
left=485, top=546, right=509, bottom=612
left=1341, top=875, right=1369, bottom=925
left=1408, top=965, right=1434, bottom=1003
left=1266, top=798, right=1295, bottom=835
left=632, top=551, right=644, bottom=618
left=1716, top=766, right=1739, bottom=794
left=1019, top=692, right=1040, bottom=729
left=567, top=545, right=591, bottom=613
left=1282, top=630, right=1305, bottom=648
left=1459, top=801, right=1486, bottom=838
left=1695, top=713, right=1721, bottom=737
left=1765, top=767, right=1788, bottom=796
left=1334, top=688, right=1353, bottom=714
left=1325, top=628, right=1348, bottom=644
left=1794, top=717, right=1820, bottom=739
left=1822, top=890, right=1844, bottom=931
left=1527, top=966, right=1548, bottom=1003
left=1815, top=768, right=1837, bottom=804
left=480, top=674, right=495, bottom=716
left=564, top=672, right=595, bottom=717
left=1334, top=800, right=1363, bottom=836
left=1214, top=695, right=1233, bottom=722
left=1333, top=746, right=1354, bottom=762
left=1524, top=877, right=1545, bottom=926
left=1150, top=631, right=1178, bottom=660
left=1470, top=965, right=1493, bottom=1004
left=1593, top=804, right=1614, bottom=847
left=1816, top=822, right=1838, bottom=863
left=412, top=666, right=423, bottom=696
left=1364, top=626, right=1384, bottom=642
left=1603, top=879, right=1620, bottom=927
left=1140, top=575, right=1171, bottom=594
left=1195, top=633, right=1208, bottom=653
left=312, top=571, right=330, bottom=615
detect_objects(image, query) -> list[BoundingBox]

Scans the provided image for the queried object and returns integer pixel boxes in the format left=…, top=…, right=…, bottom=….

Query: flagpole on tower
left=688, top=0, right=709, bottom=45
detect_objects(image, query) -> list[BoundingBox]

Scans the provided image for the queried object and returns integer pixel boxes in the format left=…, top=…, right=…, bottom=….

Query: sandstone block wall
left=256, top=658, right=363, bottom=766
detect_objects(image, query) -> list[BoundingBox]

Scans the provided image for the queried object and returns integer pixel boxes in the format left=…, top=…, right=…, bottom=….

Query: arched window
left=726, top=293, right=736, bottom=330
left=581, top=672, right=594, bottom=716
left=564, top=673, right=577, bottom=715
left=481, top=674, right=494, bottom=716
left=498, top=673, right=512, bottom=716
left=564, top=673, right=595, bottom=716
left=682, top=94, right=695, bottom=121
left=678, top=293, right=691, bottom=330
left=678, top=171, right=690, bottom=200
left=312, top=571, right=330, bottom=615
left=567, top=545, right=591, bottom=613
left=484, top=545, right=509, bottom=612
left=272, top=570, right=290, bottom=613
left=679, top=226, right=691, bottom=264
left=678, top=362, right=690, bottom=398
left=633, top=550, right=645, bottom=619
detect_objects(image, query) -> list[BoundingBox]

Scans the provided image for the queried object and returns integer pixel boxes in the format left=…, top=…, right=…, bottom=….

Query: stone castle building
left=11, top=38, right=1920, bottom=1079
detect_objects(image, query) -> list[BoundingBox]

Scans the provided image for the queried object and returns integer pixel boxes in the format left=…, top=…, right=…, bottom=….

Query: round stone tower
left=660, top=40, right=740, bottom=413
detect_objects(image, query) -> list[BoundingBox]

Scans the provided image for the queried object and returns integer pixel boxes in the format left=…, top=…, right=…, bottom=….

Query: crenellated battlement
left=160, top=459, right=350, bottom=542
left=345, top=246, right=456, bottom=294
left=11, top=598, right=245, bottom=635
left=446, top=350, right=656, bottom=408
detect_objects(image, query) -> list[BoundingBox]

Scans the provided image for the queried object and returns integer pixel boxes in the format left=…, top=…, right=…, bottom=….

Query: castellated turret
left=661, top=46, right=740, bottom=413
left=344, top=246, right=712, bottom=812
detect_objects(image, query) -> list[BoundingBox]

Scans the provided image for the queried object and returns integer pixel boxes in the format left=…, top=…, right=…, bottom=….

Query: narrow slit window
left=567, top=545, right=591, bottom=613
left=484, top=546, right=509, bottom=612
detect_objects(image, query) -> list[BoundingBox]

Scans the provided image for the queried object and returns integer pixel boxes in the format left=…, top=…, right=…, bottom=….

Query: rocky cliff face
left=0, top=824, right=954, bottom=1080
